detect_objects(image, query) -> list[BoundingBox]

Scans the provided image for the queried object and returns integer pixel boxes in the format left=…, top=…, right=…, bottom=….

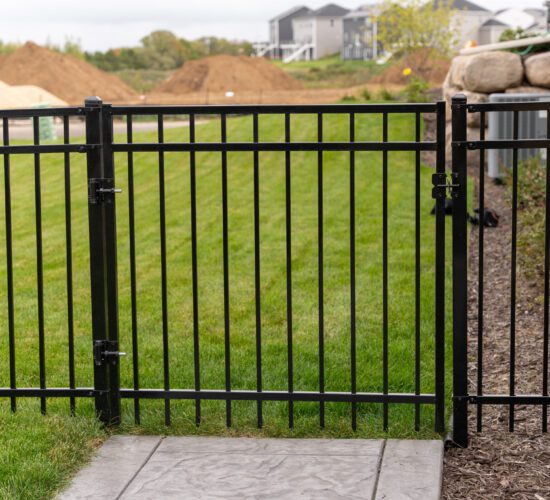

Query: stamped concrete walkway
left=58, top=436, right=443, bottom=500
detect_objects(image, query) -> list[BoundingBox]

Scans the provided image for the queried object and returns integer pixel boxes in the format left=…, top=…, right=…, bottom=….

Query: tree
left=376, top=0, right=459, bottom=58
left=140, top=30, right=187, bottom=70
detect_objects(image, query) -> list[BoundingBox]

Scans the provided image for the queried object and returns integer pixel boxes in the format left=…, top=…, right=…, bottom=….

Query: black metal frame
left=0, top=98, right=447, bottom=433
left=451, top=94, right=550, bottom=447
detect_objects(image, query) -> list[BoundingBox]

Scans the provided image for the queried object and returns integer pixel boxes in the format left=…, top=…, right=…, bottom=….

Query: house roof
left=343, top=10, right=370, bottom=20
left=270, top=5, right=312, bottom=22
left=433, top=0, right=490, bottom=12
left=481, top=18, right=509, bottom=27
left=343, top=3, right=381, bottom=19
left=495, top=8, right=538, bottom=31
left=311, top=3, right=350, bottom=17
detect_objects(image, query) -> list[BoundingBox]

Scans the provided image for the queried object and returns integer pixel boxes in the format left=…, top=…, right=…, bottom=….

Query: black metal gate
left=0, top=97, right=449, bottom=434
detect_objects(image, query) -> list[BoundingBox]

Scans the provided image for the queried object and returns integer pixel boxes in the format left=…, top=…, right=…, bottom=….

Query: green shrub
left=508, top=156, right=547, bottom=282
left=340, top=94, right=358, bottom=103
left=402, top=75, right=430, bottom=102
left=378, top=87, right=395, bottom=101
left=361, top=89, right=371, bottom=101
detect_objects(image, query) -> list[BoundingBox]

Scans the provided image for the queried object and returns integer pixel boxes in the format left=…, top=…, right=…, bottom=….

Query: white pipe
left=459, top=33, right=550, bottom=55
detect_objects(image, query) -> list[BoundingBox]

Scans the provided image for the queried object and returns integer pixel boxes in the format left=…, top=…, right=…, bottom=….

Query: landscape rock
left=447, top=55, right=471, bottom=89
left=442, top=85, right=488, bottom=127
left=445, top=123, right=485, bottom=168
left=442, top=83, right=461, bottom=121
left=462, top=51, right=523, bottom=93
left=506, top=85, right=550, bottom=94
left=525, top=52, right=550, bottom=88
left=463, top=90, right=489, bottom=128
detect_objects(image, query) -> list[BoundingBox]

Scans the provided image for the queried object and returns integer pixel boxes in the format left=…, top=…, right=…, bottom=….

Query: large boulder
left=462, top=51, right=523, bottom=93
left=463, top=90, right=489, bottom=128
left=442, top=85, right=488, bottom=127
left=525, top=52, right=550, bottom=88
left=447, top=55, right=471, bottom=89
left=442, top=82, right=461, bottom=121
left=506, top=85, right=550, bottom=94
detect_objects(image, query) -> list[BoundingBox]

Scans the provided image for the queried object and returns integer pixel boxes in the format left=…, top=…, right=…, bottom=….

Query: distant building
left=290, top=4, right=350, bottom=61
left=256, top=3, right=350, bottom=62
left=435, top=0, right=547, bottom=49
left=263, top=6, right=313, bottom=59
left=478, top=18, right=509, bottom=46
left=433, top=0, right=493, bottom=49
left=341, top=5, right=380, bottom=61
left=254, top=1, right=549, bottom=64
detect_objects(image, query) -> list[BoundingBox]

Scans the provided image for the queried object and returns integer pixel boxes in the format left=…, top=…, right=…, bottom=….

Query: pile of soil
left=373, top=49, right=451, bottom=86
left=154, top=55, right=302, bottom=94
left=0, top=42, right=136, bottom=104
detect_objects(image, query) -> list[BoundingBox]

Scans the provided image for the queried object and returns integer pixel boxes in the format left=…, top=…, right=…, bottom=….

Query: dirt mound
left=0, top=42, right=136, bottom=104
left=154, top=55, right=302, bottom=94
left=373, top=49, right=451, bottom=86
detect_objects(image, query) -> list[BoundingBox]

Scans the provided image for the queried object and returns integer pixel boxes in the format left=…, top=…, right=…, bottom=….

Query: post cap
left=451, top=93, right=467, bottom=103
left=84, top=96, right=103, bottom=107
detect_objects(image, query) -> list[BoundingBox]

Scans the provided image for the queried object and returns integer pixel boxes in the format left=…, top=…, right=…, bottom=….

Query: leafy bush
left=402, top=75, right=430, bottom=102
left=377, top=87, right=396, bottom=101
left=361, top=89, right=372, bottom=101
left=340, top=94, right=358, bottom=103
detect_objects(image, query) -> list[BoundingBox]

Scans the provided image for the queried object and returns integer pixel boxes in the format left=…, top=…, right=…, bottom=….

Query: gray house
left=256, top=3, right=349, bottom=62
left=341, top=6, right=380, bottom=61
left=255, top=6, right=312, bottom=58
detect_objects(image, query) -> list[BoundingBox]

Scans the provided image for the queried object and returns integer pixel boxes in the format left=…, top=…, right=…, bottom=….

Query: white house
left=289, top=3, right=350, bottom=61
left=436, top=0, right=548, bottom=49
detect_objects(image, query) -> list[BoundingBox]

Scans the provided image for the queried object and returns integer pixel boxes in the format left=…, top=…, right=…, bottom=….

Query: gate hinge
left=432, top=172, right=460, bottom=200
left=88, top=178, right=122, bottom=205
left=93, top=340, right=126, bottom=366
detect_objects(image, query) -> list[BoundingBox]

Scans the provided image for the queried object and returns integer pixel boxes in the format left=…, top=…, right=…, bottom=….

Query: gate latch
left=93, top=340, right=126, bottom=366
left=88, top=178, right=122, bottom=205
left=432, top=172, right=460, bottom=200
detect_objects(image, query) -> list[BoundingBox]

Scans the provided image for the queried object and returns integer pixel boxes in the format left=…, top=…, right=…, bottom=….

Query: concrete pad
left=121, top=437, right=384, bottom=500
left=57, top=435, right=162, bottom=500
left=58, top=436, right=444, bottom=500
left=375, top=439, right=444, bottom=500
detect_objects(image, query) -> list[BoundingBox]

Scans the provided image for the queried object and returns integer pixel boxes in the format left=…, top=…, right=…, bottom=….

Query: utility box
left=488, top=93, right=550, bottom=179
left=32, top=103, right=57, bottom=142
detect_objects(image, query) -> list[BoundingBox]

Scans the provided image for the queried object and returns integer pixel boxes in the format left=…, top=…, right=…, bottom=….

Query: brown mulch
left=443, top=160, right=550, bottom=499
left=0, top=42, right=136, bottom=104
left=153, top=55, right=302, bottom=94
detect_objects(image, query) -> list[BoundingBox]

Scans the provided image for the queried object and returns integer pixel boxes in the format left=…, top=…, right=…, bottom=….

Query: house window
left=330, top=19, right=334, bottom=27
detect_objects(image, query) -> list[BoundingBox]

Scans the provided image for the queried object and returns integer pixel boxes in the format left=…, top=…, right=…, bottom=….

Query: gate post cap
left=452, top=93, right=467, bottom=103
left=85, top=96, right=103, bottom=107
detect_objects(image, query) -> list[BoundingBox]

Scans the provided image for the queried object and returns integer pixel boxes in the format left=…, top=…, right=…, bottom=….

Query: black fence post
left=85, top=96, right=121, bottom=425
left=452, top=94, right=469, bottom=447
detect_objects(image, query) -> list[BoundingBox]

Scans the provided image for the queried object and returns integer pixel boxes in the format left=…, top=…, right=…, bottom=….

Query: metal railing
left=451, top=94, right=550, bottom=447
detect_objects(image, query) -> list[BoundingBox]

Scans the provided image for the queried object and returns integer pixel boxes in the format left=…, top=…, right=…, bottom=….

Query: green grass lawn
left=0, top=110, right=452, bottom=498
left=273, top=54, right=388, bottom=89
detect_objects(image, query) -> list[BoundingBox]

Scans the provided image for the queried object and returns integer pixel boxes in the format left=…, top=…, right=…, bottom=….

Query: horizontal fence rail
left=0, top=99, right=447, bottom=435
left=452, top=94, right=550, bottom=447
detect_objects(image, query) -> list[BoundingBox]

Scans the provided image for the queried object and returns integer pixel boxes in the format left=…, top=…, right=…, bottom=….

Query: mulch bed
left=442, top=162, right=550, bottom=499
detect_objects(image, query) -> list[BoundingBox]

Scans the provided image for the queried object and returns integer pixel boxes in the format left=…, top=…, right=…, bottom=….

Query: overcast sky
left=0, top=0, right=546, bottom=51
